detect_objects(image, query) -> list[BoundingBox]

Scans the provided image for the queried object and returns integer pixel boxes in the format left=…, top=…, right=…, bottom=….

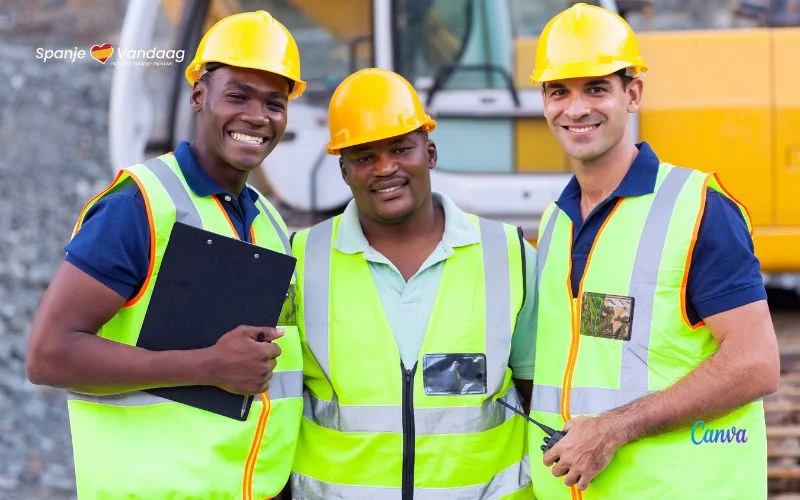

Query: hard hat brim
left=185, top=61, right=306, bottom=100
left=327, top=119, right=436, bottom=155
left=532, top=61, right=647, bottom=84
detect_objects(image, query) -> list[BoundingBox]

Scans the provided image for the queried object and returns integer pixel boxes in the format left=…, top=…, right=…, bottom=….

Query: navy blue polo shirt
left=65, top=141, right=262, bottom=300
left=557, top=142, right=766, bottom=324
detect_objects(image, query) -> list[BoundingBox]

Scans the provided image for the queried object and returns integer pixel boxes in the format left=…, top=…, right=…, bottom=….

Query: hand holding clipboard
left=136, top=222, right=296, bottom=420
left=205, top=325, right=283, bottom=396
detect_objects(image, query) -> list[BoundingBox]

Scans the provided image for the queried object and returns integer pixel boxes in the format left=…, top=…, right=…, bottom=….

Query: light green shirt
left=334, top=192, right=537, bottom=379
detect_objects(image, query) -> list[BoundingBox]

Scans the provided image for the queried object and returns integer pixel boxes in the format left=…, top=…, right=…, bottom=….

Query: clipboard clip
left=241, top=395, right=252, bottom=419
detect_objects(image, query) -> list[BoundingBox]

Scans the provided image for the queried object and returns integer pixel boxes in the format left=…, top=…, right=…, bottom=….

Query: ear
left=626, top=78, right=644, bottom=114
left=339, top=157, right=350, bottom=186
left=426, top=139, right=438, bottom=170
left=190, top=82, right=205, bottom=112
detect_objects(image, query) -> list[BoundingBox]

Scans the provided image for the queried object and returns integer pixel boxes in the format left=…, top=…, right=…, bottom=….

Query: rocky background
left=1, top=1, right=129, bottom=498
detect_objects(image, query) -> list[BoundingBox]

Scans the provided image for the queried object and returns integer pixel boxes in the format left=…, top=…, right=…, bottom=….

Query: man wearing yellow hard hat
left=26, top=11, right=303, bottom=498
left=290, top=68, right=537, bottom=499
left=528, top=3, right=778, bottom=499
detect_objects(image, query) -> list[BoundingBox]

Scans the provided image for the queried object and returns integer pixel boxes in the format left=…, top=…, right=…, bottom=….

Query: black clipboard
left=136, top=222, right=296, bottom=421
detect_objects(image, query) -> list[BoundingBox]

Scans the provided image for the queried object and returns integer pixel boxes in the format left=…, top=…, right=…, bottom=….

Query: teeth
left=230, top=132, right=264, bottom=144
left=568, top=125, right=597, bottom=133
left=377, top=185, right=402, bottom=193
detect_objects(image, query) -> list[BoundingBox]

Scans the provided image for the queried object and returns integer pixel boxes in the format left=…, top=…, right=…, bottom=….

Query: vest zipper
left=566, top=298, right=583, bottom=500
left=402, top=363, right=417, bottom=500
left=561, top=297, right=581, bottom=420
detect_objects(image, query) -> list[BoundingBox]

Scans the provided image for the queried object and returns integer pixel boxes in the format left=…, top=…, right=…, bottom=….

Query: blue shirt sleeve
left=64, top=180, right=151, bottom=300
left=685, top=189, right=767, bottom=324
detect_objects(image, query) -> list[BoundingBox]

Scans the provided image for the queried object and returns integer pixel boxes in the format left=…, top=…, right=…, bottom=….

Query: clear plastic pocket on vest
left=580, top=291, right=634, bottom=341
left=422, top=353, right=487, bottom=395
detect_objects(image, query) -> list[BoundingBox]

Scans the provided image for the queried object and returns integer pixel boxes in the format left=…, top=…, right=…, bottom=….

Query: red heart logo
left=90, top=43, right=113, bottom=64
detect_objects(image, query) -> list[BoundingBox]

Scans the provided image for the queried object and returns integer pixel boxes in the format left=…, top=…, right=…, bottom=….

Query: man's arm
left=545, top=300, right=778, bottom=490
left=603, top=299, right=778, bottom=439
left=544, top=189, right=780, bottom=490
left=26, top=261, right=283, bottom=395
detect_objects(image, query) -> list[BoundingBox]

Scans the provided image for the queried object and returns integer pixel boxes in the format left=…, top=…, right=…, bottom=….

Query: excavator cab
left=112, top=0, right=800, bottom=274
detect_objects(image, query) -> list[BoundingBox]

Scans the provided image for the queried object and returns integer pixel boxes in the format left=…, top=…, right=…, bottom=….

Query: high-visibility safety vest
left=66, top=155, right=303, bottom=499
left=530, top=163, right=767, bottom=500
left=290, top=214, right=534, bottom=500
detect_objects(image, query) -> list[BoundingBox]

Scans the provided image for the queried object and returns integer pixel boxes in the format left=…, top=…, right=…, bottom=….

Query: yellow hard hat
left=185, top=10, right=306, bottom=99
left=327, top=68, right=436, bottom=155
left=531, top=3, right=647, bottom=84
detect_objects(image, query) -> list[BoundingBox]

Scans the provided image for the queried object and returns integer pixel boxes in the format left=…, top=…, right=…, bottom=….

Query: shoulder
left=82, top=179, right=146, bottom=222
left=693, top=188, right=751, bottom=257
left=291, top=216, right=337, bottom=251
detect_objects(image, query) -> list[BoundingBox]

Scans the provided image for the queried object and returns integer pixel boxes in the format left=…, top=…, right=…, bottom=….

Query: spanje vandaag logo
left=36, top=42, right=184, bottom=67
left=90, top=43, right=113, bottom=63
left=691, top=420, right=748, bottom=444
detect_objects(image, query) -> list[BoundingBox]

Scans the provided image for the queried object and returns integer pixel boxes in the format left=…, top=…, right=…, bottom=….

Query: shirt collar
left=556, top=141, right=660, bottom=205
left=334, top=192, right=480, bottom=255
left=173, top=140, right=258, bottom=203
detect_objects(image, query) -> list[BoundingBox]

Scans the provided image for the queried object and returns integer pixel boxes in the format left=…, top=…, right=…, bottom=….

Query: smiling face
left=339, top=130, right=437, bottom=224
left=191, top=65, right=289, bottom=176
left=542, top=74, right=642, bottom=165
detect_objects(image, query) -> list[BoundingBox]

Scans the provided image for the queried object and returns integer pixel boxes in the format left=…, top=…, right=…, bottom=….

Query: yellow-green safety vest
left=290, top=214, right=534, bottom=500
left=66, top=155, right=302, bottom=499
left=530, top=163, right=766, bottom=500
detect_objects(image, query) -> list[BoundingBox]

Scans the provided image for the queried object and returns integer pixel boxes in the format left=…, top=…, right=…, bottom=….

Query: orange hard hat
left=327, top=68, right=436, bottom=154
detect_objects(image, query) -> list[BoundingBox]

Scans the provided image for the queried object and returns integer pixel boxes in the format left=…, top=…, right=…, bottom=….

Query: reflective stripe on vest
left=302, top=217, right=516, bottom=428
left=293, top=455, right=531, bottom=500
left=294, top=213, right=531, bottom=499
left=529, top=163, right=767, bottom=500
left=67, top=369, right=303, bottom=406
left=145, top=157, right=203, bottom=228
left=532, top=166, right=692, bottom=415
left=67, top=155, right=302, bottom=500
left=302, top=387, right=521, bottom=434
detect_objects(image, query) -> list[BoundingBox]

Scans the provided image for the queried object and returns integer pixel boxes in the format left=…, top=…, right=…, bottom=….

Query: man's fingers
left=551, top=462, right=569, bottom=478
left=563, top=470, right=581, bottom=488
left=264, top=342, right=282, bottom=359
left=577, top=476, right=591, bottom=491
left=543, top=448, right=559, bottom=467
left=261, top=327, right=284, bottom=342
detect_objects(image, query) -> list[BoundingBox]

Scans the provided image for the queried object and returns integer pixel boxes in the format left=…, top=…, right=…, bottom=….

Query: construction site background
left=0, top=1, right=798, bottom=498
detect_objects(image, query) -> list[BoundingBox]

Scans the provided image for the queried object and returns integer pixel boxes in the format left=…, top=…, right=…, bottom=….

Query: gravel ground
left=1, top=1, right=127, bottom=498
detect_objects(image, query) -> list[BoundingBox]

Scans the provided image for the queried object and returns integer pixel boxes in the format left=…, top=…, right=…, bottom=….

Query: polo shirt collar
left=555, top=141, right=660, bottom=221
left=334, top=192, right=480, bottom=255
left=173, top=141, right=259, bottom=203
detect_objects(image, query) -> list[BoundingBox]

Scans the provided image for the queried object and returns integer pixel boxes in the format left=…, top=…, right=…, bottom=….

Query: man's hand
left=207, top=325, right=284, bottom=395
left=543, top=415, right=624, bottom=491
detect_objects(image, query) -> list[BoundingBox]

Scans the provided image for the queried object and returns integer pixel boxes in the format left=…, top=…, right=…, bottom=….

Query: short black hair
left=197, top=62, right=294, bottom=94
left=197, top=62, right=225, bottom=87
left=615, top=68, right=634, bottom=89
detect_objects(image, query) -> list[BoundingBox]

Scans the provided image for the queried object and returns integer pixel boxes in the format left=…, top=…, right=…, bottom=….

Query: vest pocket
left=422, top=353, right=487, bottom=395
left=580, top=291, right=635, bottom=341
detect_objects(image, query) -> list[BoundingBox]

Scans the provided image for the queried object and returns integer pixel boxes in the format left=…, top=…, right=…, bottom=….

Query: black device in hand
left=496, top=398, right=567, bottom=453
